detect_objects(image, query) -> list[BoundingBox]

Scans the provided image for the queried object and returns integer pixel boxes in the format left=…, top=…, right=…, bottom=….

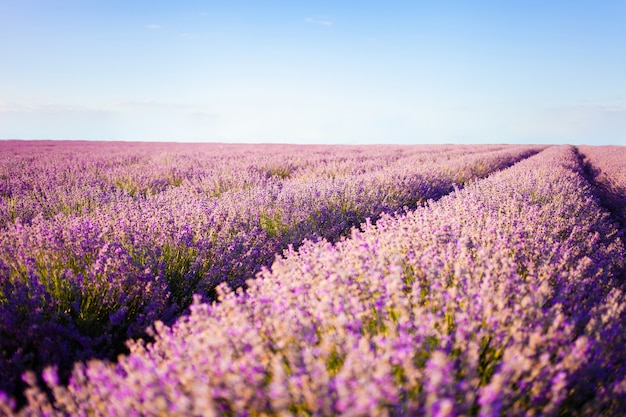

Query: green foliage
left=34, top=256, right=75, bottom=309
left=75, top=282, right=121, bottom=337
left=365, top=306, right=388, bottom=336
left=266, top=165, right=293, bottom=179
left=444, top=310, right=456, bottom=335
left=114, top=177, right=140, bottom=197
left=401, top=261, right=418, bottom=294
left=168, top=172, right=184, bottom=187
left=415, top=335, right=440, bottom=368
left=259, top=210, right=289, bottom=238
left=6, top=197, right=16, bottom=223
left=326, top=348, right=345, bottom=376
left=478, top=335, right=503, bottom=386
left=288, top=403, right=313, bottom=416
left=160, top=244, right=203, bottom=308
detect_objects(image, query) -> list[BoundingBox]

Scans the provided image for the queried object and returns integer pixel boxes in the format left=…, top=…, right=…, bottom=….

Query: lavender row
left=11, top=145, right=625, bottom=416
left=0, top=144, right=541, bottom=400
left=0, top=141, right=509, bottom=228
left=579, top=145, right=626, bottom=227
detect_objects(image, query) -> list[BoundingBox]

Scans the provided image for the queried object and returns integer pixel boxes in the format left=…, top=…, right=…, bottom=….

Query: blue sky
left=1, top=1, right=625, bottom=145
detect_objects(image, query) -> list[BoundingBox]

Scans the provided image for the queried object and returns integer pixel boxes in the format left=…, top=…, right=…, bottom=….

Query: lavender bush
left=0, top=142, right=541, bottom=405
left=579, top=145, right=626, bottom=227
left=5, top=144, right=625, bottom=415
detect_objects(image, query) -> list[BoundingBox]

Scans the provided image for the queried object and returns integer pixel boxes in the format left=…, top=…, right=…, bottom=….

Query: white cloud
left=0, top=102, right=110, bottom=114
left=501, top=101, right=626, bottom=145
left=305, top=17, right=333, bottom=27
left=116, top=99, right=207, bottom=109
left=0, top=102, right=118, bottom=140
left=116, top=99, right=159, bottom=107
left=575, top=97, right=626, bottom=112
left=0, top=102, right=31, bottom=112
left=189, top=111, right=218, bottom=122
left=146, top=24, right=161, bottom=29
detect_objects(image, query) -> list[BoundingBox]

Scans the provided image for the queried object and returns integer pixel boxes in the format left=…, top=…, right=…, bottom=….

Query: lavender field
left=1, top=141, right=625, bottom=416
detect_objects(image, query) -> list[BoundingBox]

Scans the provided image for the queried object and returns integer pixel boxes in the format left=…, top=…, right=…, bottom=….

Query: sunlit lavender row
left=0, top=141, right=515, bottom=228
left=579, top=145, right=626, bottom=227
left=0, top=142, right=541, bottom=404
left=6, top=145, right=625, bottom=416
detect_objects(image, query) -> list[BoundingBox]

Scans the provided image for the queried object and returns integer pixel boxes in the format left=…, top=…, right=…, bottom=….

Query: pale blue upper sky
left=1, top=1, right=625, bottom=145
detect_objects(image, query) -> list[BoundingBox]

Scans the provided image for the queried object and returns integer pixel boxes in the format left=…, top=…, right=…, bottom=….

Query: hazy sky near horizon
left=1, top=1, right=625, bottom=145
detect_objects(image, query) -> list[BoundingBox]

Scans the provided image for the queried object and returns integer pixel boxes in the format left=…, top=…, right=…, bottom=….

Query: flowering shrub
left=579, top=145, right=626, bottom=227
left=0, top=142, right=540, bottom=405
left=5, top=144, right=625, bottom=415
